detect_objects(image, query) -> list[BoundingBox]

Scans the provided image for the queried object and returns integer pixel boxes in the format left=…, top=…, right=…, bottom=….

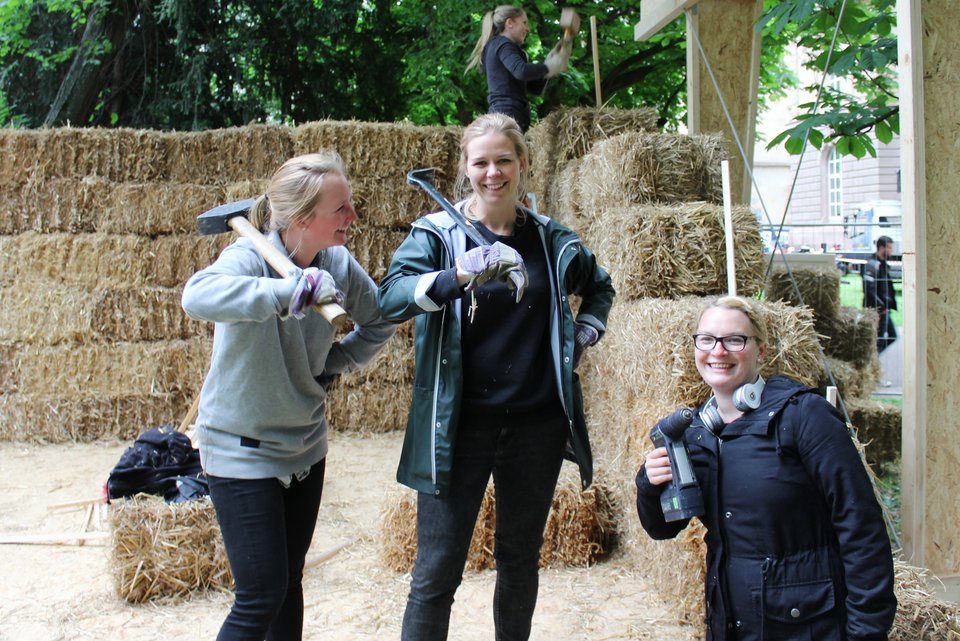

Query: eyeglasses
left=692, top=334, right=757, bottom=352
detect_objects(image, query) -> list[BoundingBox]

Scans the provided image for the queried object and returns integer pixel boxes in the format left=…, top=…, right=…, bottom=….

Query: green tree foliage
left=0, top=0, right=898, bottom=160
left=760, top=0, right=898, bottom=158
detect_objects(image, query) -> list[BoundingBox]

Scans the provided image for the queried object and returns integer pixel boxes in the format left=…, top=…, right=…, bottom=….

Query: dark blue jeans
left=207, top=458, right=326, bottom=641
left=400, top=414, right=569, bottom=641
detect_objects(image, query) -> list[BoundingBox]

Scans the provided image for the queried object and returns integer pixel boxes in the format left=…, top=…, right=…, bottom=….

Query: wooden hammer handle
left=228, top=216, right=348, bottom=324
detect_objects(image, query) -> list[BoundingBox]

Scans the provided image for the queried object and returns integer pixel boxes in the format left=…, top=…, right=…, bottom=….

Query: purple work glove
left=573, top=322, right=599, bottom=369
left=289, top=267, right=342, bottom=319
left=455, top=241, right=528, bottom=302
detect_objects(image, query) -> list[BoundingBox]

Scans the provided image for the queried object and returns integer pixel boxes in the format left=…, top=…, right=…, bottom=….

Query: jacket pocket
left=758, top=579, right=835, bottom=623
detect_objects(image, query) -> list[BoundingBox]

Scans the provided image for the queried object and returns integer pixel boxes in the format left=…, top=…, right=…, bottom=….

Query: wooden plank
left=634, top=0, right=698, bottom=41
left=896, top=0, right=927, bottom=569
left=591, top=16, right=602, bottom=106
left=0, top=531, right=109, bottom=545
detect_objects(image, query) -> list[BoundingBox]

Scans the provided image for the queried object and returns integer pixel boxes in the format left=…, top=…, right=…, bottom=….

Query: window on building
left=827, top=147, right=843, bottom=219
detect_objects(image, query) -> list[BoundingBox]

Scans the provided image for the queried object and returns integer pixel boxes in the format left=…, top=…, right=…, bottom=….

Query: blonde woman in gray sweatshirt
left=182, top=151, right=394, bottom=641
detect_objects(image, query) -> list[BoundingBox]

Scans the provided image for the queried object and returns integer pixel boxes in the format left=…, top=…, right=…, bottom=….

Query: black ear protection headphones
left=699, top=375, right=766, bottom=433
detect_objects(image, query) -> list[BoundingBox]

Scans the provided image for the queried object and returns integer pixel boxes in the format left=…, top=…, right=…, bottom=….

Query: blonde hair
left=454, top=112, right=529, bottom=202
left=696, top=295, right=769, bottom=345
left=466, top=5, right=527, bottom=73
left=247, top=151, right=347, bottom=232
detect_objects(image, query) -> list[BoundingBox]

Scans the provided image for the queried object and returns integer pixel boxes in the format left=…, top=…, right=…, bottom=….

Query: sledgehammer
left=197, top=199, right=348, bottom=324
left=560, top=7, right=581, bottom=45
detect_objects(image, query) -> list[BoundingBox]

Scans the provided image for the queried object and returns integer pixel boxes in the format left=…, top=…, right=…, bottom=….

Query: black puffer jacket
left=636, top=376, right=896, bottom=641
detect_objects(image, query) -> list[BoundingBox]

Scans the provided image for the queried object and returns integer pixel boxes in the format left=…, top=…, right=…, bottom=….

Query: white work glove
left=544, top=43, right=569, bottom=78
left=455, top=241, right=529, bottom=302
left=289, top=267, right=343, bottom=319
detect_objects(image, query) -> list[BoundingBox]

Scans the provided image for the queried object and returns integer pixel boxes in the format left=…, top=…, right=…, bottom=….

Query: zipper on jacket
left=759, top=556, right=771, bottom=641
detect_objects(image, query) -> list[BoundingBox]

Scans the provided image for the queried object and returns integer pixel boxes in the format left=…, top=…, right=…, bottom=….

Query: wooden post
left=721, top=160, right=737, bottom=295
left=590, top=15, right=602, bottom=106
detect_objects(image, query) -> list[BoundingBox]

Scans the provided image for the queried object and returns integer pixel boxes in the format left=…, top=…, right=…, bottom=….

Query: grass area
left=838, top=272, right=903, bottom=327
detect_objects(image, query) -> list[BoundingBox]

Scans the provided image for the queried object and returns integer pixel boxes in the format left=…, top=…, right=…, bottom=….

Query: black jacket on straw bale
left=636, top=376, right=896, bottom=641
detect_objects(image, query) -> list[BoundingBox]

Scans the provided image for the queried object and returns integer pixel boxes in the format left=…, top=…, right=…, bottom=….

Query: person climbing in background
left=466, top=5, right=572, bottom=132
left=378, top=112, right=614, bottom=641
left=181, top=151, right=395, bottom=641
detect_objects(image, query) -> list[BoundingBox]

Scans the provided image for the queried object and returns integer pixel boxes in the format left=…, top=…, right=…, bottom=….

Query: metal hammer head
left=406, top=167, right=435, bottom=186
left=197, top=198, right=257, bottom=235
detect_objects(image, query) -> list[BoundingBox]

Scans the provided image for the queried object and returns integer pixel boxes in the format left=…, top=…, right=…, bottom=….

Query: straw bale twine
left=0, top=281, right=207, bottom=344
left=845, top=398, right=902, bottom=468
left=890, top=559, right=960, bottom=641
left=379, top=468, right=618, bottom=573
left=581, top=203, right=763, bottom=301
left=576, top=132, right=728, bottom=216
left=293, top=120, right=461, bottom=181
left=817, top=306, right=879, bottom=368
left=165, top=125, right=295, bottom=184
left=0, top=232, right=229, bottom=288
left=110, top=495, right=232, bottom=603
left=4, top=337, right=210, bottom=398
left=29, top=127, right=170, bottom=183
left=0, top=391, right=191, bottom=442
left=820, top=354, right=881, bottom=401
left=527, top=107, right=659, bottom=210
left=765, top=266, right=841, bottom=320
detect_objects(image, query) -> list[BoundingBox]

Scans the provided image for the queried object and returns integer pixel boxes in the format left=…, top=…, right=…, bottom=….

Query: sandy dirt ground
left=0, top=432, right=697, bottom=641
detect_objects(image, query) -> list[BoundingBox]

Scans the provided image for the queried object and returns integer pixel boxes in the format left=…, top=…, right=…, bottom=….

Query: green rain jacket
left=377, top=206, right=615, bottom=496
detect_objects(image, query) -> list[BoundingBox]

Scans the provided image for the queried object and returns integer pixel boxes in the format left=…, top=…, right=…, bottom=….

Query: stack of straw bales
left=0, top=121, right=460, bottom=442
left=379, top=466, right=619, bottom=572
left=765, top=264, right=899, bottom=466
left=110, top=494, right=231, bottom=603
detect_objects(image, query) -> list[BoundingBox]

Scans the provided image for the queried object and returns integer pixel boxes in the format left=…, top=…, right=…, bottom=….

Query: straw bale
left=4, top=338, right=210, bottom=398
left=583, top=203, right=763, bottom=301
left=765, top=267, right=841, bottom=320
left=223, top=179, right=271, bottom=203
left=0, top=281, right=207, bottom=344
left=325, top=377, right=411, bottom=434
left=576, top=132, right=728, bottom=215
left=817, top=306, right=879, bottom=368
left=527, top=107, right=659, bottom=203
left=293, top=120, right=461, bottom=181
left=548, top=158, right=583, bottom=226
left=347, top=226, right=410, bottom=284
left=0, top=232, right=230, bottom=288
left=0, top=128, right=41, bottom=186
left=351, top=174, right=455, bottom=228
left=0, top=178, right=229, bottom=235
left=820, top=354, right=881, bottom=400
left=29, top=127, right=170, bottom=182
left=165, top=125, right=295, bottom=184
left=844, top=398, right=902, bottom=468
left=110, top=495, right=232, bottom=603
left=890, top=559, right=960, bottom=641
left=0, top=390, right=191, bottom=442
left=379, top=469, right=618, bottom=573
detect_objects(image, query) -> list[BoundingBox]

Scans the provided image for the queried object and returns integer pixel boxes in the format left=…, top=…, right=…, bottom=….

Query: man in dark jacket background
left=863, top=235, right=898, bottom=354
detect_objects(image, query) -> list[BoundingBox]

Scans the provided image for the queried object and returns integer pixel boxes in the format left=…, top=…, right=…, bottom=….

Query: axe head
left=406, top=167, right=435, bottom=186
left=197, top=198, right=257, bottom=235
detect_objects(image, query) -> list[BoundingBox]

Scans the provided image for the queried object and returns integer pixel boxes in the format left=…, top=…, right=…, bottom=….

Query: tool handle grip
left=228, top=216, right=348, bottom=324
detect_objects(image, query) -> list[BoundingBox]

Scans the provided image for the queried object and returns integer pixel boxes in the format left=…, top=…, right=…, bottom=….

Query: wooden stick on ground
left=304, top=538, right=360, bottom=571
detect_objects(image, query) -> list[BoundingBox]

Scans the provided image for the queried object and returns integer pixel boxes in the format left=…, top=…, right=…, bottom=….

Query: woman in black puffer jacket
left=636, top=295, right=896, bottom=641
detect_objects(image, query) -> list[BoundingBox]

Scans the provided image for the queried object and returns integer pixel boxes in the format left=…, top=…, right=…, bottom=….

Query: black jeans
left=877, top=310, right=897, bottom=353
left=400, top=414, right=569, bottom=641
left=207, top=458, right=326, bottom=641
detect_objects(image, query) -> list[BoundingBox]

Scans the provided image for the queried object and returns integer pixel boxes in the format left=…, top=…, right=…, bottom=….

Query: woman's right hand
left=643, top=447, right=673, bottom=486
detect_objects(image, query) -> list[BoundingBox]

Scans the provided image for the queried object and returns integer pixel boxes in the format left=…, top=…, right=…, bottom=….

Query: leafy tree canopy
left=0, top=0, right=897, bottom=158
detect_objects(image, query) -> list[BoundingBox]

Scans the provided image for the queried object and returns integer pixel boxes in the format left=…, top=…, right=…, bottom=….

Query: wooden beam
left=897, top=0, right=928, bottom=569
left=634, top=0, right=698, bottom=42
